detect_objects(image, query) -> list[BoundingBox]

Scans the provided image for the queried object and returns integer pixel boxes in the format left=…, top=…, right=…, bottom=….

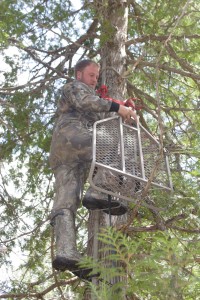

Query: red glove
left=96, top=85, right=143, bottom=110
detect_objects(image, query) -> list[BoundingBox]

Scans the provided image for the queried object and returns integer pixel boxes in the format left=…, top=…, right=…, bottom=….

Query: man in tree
left=49, top=59, right=137, bottom=278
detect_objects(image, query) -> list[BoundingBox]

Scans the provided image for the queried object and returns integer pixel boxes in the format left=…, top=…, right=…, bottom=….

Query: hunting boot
left=52, top=209, right=81, bottom=271
left=52, top=209, right=92, bottom=279
left=82, top=187, right=127, bottom=215
left=82, top=167, right=127, bottom=215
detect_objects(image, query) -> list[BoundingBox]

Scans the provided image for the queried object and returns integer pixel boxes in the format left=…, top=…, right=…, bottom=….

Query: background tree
left=0, top=0, right=199, bottom=299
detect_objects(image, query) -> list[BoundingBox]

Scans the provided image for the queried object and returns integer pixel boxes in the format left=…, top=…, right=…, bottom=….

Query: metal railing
left=88, top=116, right=173, bottom=203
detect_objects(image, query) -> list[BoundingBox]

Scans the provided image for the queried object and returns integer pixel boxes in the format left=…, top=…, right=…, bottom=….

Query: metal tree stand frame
left=88, top=116, right=173, bottom=203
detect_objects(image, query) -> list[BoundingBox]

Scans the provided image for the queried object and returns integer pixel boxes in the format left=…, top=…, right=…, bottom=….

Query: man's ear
left=77, top=71, right=81, bottom=80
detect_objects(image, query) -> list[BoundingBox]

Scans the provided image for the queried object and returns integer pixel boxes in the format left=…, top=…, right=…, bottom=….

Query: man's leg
left=51, top=164, right=89, bottom=277
left=52, top=208, right=80, bottom=271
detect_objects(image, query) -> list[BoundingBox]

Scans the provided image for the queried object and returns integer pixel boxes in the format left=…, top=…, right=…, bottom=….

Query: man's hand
left=118, top=105, right=138, bottom=124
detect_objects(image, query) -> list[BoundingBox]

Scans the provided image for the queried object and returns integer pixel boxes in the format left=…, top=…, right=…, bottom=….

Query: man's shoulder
left=63, top=79, right=94, bottom=95
left=62, top=79, right=82, bottom=90
left=63, top=80, right=74, bottom=90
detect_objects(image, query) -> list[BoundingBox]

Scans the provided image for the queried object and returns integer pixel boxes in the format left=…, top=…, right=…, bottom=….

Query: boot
left=52, top=209, right=93, bottom=279
left=52, top=209, right=81, bottom=270
left=82, top=187, right=127, bottom=215
left=83, top=167, right=127, bottom=215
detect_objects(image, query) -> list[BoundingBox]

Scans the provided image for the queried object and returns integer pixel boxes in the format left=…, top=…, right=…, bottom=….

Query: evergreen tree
left=0, top=0, right=199, bottom=299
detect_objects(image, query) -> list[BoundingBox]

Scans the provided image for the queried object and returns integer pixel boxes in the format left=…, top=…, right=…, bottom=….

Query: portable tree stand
left=86, top=116, right=173, bottom=297
left=88, top=116, right=173, bottom=203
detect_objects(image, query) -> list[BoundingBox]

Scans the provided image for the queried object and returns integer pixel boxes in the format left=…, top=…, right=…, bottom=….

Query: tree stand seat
left=88, top=116, right=173, bottom=204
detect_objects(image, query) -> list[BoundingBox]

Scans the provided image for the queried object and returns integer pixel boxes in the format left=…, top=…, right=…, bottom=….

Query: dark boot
left=52, top=209, right=93, bottom=279
left=82, top=187, right=127, bottom=215
left=83, top=167, right=127, bottom=215
left=52, top=209, right=81, bottom=270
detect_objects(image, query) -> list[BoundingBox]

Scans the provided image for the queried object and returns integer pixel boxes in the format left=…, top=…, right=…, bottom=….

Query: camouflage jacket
left=55, top=79, right=112, bottom=130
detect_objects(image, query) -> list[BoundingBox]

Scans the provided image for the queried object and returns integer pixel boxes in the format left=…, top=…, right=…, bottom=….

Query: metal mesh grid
left=88, top=116, right=172, bottom=203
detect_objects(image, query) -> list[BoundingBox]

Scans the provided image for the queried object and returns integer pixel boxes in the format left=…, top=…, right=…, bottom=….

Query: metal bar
left=119, top=117, right=126, bottom=172
left=137, top=121, right=146, bottom=179
left=92, top=162, right=172, bottom=190
left=88, top=121, right=97, bottom=185
left=139, top=123, right=160, bottom=145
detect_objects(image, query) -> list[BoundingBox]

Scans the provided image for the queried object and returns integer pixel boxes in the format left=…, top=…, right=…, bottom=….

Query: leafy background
left=0, top=0, right=199, bottom=299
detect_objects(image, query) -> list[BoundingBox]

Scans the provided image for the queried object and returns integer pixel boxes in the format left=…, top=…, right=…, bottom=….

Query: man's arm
left=118, top=105, right=138, bottom=123
left=62, top=81, right=138, bottom=123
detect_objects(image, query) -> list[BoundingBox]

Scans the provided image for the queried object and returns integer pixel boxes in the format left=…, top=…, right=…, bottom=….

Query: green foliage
left=0, top=0, right=199, bottom=299
left=80, top=227, right=200, bottom=299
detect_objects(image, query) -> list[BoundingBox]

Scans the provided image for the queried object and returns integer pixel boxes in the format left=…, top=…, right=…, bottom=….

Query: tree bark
left=85, top=1, right=129, bottom=298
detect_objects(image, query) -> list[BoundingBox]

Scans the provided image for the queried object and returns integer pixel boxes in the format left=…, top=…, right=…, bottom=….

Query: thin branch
left=165, top=43, right=195, bottom=74
left=125, top=214, right=200, bottom=234
left=0, top=278, right=78, bottom=299
left=127, top=56, right=200, bottom=81
left=126, top=34, right=200, bottom=46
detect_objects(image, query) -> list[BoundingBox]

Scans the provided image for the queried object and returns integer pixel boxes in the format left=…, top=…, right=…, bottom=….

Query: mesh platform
left=88, top=116, right=173, bottom=203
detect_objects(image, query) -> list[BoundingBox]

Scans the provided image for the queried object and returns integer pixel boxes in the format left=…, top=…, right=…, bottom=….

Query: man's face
left=76, top=64, right=99, bottom=89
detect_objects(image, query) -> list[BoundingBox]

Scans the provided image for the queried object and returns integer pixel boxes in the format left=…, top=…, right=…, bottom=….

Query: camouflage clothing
left=49, top=79, right=113, bottom=214
left=49, top=78, right=127, bottom=276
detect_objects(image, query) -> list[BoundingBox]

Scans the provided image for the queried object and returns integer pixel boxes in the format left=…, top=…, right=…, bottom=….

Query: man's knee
left=50, top=208, right=75, bottom=226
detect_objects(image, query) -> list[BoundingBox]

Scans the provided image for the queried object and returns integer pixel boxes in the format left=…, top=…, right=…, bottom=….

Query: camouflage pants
left=49, top=122, right=93, bottom=214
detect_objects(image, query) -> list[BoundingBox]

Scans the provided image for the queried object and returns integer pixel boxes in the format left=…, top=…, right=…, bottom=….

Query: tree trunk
left=85, top=1, right=129, bottom=299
